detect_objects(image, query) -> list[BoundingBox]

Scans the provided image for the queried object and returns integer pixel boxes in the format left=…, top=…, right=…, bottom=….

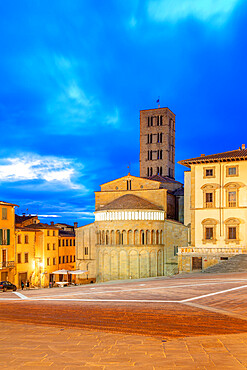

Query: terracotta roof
left=59, top=230, right=75, bottom=237
left=15, top=215, right=37, bottom=223
left=0, top=201, right=18, bottom=207
left=147, top=175, right=182, bottom=185
left=100, top=194, right=163, bottom=211
left=23, top=223, right=59, bottom=230
left=179, top=148, right=247, bottom=167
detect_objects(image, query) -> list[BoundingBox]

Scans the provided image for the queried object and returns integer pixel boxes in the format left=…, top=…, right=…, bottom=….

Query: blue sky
left=0, top=0, right=246, bottom=226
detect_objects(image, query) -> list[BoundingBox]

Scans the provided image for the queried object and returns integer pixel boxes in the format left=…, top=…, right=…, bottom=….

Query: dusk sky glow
left=1, top=0, right=247, bottom=226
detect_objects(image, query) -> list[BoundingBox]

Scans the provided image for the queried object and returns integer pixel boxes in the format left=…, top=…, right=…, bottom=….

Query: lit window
left=24, top=235, right=28, bottom=244
left=53, top=257, right=56, bottom=265
left=47, top=257, right=50, bottom=266
left=47, top=243, right=50, bottom=250
left=59, top=256, right=61, bottom=264
left=227, top=166, right=238, bottom=176
left=18, top=253, right=21, bottom=263
left=17, top=235, right=21, bottom=244
left=206, top=192, right=213, bottom=208
left=228, top=191, right=236, bottom=207
left=47, top=230, right=50, bottom=236
left=206, top=169, right=213, bottom=177
left=53, top=243, right=56, bottom=250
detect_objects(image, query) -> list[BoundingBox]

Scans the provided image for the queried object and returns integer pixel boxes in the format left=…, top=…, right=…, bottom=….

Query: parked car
left=0, top=281, right=17, bottom=292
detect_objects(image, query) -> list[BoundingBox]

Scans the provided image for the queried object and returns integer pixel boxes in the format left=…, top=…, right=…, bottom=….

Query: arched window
left=160, top=167, right=162, bottom=176
left=150, top=167, right=153, bottom=176
left=141, top=231, right=145, bottom=245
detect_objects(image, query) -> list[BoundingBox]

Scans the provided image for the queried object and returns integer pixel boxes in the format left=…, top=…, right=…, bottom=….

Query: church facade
left=76, top=174, right=187, bottom=282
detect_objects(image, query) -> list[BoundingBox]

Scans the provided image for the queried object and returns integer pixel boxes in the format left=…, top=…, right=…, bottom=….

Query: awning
left=51, top=269, right=69, bottom=274
left=51, top=269, right=88, bottom=275
left=68, top=270, right=88, bottom=275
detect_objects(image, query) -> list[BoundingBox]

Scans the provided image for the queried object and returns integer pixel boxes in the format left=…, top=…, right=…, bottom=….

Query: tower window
left=157, top=116, right=159, bottom=126
left=150, top=151, right=152, bottom=160
left=147, top=134, right=149, bottom=144
left=150, top=167, right=153, bottom=176
left=160, top=167, right=162, bottom=176
left=157, top=133, right=159, bottom=143
left=160, top=133, right=162, bottom=143
left=150, top=134, right=152, bottom=143
left=147, top=167, right=149, bottom=177
left=157, top=167, right=159, bottom=175
left=127, top=180, right=132, bottom=190
left=160, top=116, right=163, bottom=126
left=148, top=117, right=150, bottom=127
left=151, top=117, right=153, bottom=126
left=160, top=150, right=162, bottom=160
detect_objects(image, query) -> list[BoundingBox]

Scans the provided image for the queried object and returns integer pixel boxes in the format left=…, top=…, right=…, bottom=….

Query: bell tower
left=140, top=107, right=175, bottom=178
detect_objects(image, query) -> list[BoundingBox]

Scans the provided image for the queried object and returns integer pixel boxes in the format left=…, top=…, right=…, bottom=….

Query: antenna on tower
left=156, top=97, right=160, bottom=108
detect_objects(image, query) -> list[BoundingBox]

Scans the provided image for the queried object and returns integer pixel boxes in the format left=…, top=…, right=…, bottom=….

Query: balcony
left=0, top=261, right=15, bottom=269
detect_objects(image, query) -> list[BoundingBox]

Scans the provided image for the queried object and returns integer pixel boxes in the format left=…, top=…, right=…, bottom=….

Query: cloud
left=0, top=154, right=84, bottom=190
left=147, top=0, right=240, bottom=24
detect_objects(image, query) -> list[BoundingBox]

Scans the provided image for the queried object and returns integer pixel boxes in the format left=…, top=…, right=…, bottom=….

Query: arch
left=110, top=250, right=118, bottom=280
left=141, top=230, right=145, bottom=245
left=201, top=218, right=218, bottom=225
left=223, top=182, right=244, bottom=189
left=156, top=230, right=159, bottom=244
left=122, top=230, right=127, bottom=244
left=146, top=230, right=151, bottom=244
left=134, top=229, right=138, bottom=245
left=120, top=250, right=128, bottom=279
left=110, top=230, right=114, bottom=245
left=102, top=230, right=105, bottom=245
left=129, top=250, right=138, bottom=279
left=105, top=230, right=109, bottom=245
left=150, top=249, right=157, bottom=277
left=127, top=230, right=133, bottom=245
left=140, top=250, right=149, bottom=278
left=159, top=230, right=163, bottom=244
left=201, top=183, right=220, bottom=190
left=116, top=230, right=121, bottom=245
left=224, top=217, right=241, bottom=225
left=157, top=250, right=163, bottom=276
left=151, top=230, right=156, bottom=244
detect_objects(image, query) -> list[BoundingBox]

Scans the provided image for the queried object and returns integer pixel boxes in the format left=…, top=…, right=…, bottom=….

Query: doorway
left=192, top=257, right=202, bottom=271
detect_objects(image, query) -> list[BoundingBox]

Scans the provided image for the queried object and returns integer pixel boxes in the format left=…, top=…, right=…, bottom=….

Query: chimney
left=74, top=222, right=78, bottom=229
left=242, top=144, right=245, bottom=150
left=50, top=221, right=54, bottom=226
left=201, top=154, right=205, bottom=157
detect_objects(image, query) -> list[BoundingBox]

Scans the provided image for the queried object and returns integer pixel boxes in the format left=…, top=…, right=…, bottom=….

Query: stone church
left=76, top=107, right=187, bottom=282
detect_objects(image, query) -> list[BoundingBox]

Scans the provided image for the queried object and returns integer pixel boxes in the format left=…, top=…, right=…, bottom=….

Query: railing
left=0, top=261, right=15, bottom=269
left=178, top=247, right=244, bottom=255
left=228, top=201, right=237, bottom=207
left=206, top=202, right=214, bottom=208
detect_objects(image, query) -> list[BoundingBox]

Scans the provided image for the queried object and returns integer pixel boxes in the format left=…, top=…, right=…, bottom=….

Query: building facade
left=140, top=107, right=175, bottom=179
left=178, top=145, right=247, bottom=272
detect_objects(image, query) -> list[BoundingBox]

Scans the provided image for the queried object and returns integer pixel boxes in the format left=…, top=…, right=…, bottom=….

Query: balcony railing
left=0, top=261, right=15, bottom=269
left=178, top=247, right=244, bottom=256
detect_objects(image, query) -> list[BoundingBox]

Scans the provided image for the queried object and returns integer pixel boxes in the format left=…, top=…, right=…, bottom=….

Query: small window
left=24, top=253, right=28, bottom=263
left=47, top=230, right=50, bottom=236
left=160, top=133, right=162, bottom=143
left=157, top=115, right=159, bottom=126
left=70, top=255, right=73, bottom=262
left=160, top=116, right=163, bottom=126
left=150, top=134, right=152, bottom=143
left=150, top=167, right=153, bottom=176
left=47, top=257, right=50, bottom=266
left=204, top=167, right=215, bottom=178
left=160, top=150, right=162, bottom=160
left=227, top=166, right=238, bottom=177
left=53, top=257, right=56, bottom=265
left=66, top=256, right=69, bottom=263
left=17, top=253, right=21, bottom=264
left=24, top=235, right=28, bottom=244
left=62, top=256, right=65, bottom=263
left=47, top=243, right=50, bottom=250
left=2, top=208, right=7, bottom=220
left=66, top=239, right=68, bottom=246
left=206, top=169, right=213, bottom=177
left=70, top=239, right=72, bottom=246
left=17, top=235, right=21, bottom=244
left=53, top=243, right=56, bottom=250
left=228, top=227, right=236, bottom=240
left=160, top=167, right=162, bottom=176
left=53, top=231, right=55, bottom=236
left=59, top=239, right=61, bottom=247
left=59, top=256, right=61, bottom=264
left=73, top=239, right=75, bottom=246
left=220, top=257, right=228, bottom=260
left=62, top=239, right=65, bottom=247
left=85, top=247, right=89, bottom=255
left=73, top=255, right=75, bottom=262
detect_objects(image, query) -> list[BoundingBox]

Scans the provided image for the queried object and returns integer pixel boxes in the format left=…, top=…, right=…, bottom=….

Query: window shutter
left=7, top=229, right=10, bottom=245
left=0, top=229, right=2, bottom=245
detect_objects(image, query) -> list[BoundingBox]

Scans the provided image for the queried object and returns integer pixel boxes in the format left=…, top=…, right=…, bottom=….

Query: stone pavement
left=1, top=321, right=247, bottom=369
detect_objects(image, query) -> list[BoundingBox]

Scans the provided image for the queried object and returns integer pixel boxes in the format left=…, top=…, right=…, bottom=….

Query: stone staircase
left=203, top=254, right=247, bottom=273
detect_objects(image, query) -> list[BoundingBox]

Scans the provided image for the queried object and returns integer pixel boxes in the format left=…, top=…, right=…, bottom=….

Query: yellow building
left=76, top=174, right=187, bottom=282
left=0, top=201, right=18, bottom=282
left=178, top=145, right=247, bottom=272
left=57, top=225, right=76, bottom=280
